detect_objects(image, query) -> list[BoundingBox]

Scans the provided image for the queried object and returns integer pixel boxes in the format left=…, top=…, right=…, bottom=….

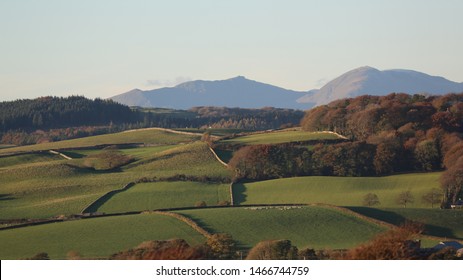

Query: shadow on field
left=84, top=182, right=136, bottom=213
left=232, top=183, right=247, bottom=205
left=0, top=194, right=15, bottom=201
left=347, top=207, right=456, bottom=239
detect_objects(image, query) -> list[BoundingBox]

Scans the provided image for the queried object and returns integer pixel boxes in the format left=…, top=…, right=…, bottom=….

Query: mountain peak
left=298, top=66, right=463, bottom=106
left=229, top=75, right=246, bottom=80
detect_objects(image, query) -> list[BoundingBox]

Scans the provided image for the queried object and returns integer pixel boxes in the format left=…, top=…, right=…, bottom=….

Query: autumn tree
left=414, top=140, right=441, bottom=171
left=110, top=239, right=207, bottom=260
left=374, top=140, right=401, bottom=175
left=397, top=191, right=414, bottom=208
left=363, top=193, right=380, bottom=207
left=206, top=233, right=236, bottom=260
left=343, top=222, right=423, bottom=260
left=421, top=188, right=442, bottom=208
left=246, top=240, right=298, bottom=260
left=440, top=157, right=463, bottom=206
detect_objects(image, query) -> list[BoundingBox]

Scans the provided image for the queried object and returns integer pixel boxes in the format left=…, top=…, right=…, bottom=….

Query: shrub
left=246, top=240, right=298, bottom=260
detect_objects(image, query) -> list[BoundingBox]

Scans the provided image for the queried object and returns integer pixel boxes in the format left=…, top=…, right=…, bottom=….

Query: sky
left=1, top=0, right=462, bottom=101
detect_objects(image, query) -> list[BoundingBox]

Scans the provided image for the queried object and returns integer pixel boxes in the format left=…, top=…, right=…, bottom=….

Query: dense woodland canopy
left=0, top=96, right=138, bottom=131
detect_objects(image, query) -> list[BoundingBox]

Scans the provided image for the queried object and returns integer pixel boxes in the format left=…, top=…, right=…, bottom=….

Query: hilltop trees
left=0, top=96, right=138, bottom=132
left=229, top=144, right=311, bottom=180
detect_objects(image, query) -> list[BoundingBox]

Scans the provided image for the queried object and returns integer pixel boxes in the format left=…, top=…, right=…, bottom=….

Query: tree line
left=0, top=96, right=304, bottom=145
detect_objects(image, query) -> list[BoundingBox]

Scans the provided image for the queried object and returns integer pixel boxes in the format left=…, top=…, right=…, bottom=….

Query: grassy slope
left=126, top=142, right=232, bottom=178
left=347, top=207, right=463, bottom=240
left=219, top=130, right=341, bottom=145
left=235, top=173, right=442, bottom=208
left=0, top=161, right=139, bottom=219
left=178, top=206, right=385, bottom=249
left=0, top=153, right=62, bottom=168
left=96, top=182, right=230, bottom=213
left=0, top=213, right=205, bottom=259
left=0, top=128, right=200, bottom=154
left=0, top=140, right=231, bottom=219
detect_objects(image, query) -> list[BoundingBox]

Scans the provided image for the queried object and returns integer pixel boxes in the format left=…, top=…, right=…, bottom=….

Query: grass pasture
left=127, top=142, right=232, bottom=178
left=234, top=173, right=442, bottom=208
left=0, top=161, right=140, bottom=219
left=94, top=181, right=230, bottom=213
left=61, top=145, right=178, bottom=159
left=0, top=213, right=205, bottom=259
left=0, top=128, right=200, bottom=154
left=177, top=206, right=386, bottom=249
left=347, top=207, right=463, bottom=240
left=219, top=130, right=342, bottom=145
left=0, top=152, right=62, bottom=168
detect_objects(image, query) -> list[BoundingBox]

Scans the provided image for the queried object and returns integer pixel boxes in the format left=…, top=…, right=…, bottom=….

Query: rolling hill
left=110, top=76, right=308, bottom=109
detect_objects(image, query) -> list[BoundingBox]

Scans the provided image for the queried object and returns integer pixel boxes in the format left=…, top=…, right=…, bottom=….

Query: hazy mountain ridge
left=111, top=67, right=463, bottom=109
left=298, top=66, right=463, bottom=106
left=111, top=76, right=308, bottom=109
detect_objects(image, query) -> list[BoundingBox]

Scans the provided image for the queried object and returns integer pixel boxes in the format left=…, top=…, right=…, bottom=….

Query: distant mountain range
left=110, top=67, right=463, bottom=110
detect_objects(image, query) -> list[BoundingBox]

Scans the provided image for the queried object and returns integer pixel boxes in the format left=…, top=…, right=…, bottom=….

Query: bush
left=246, top=240, right=298, bottom=260
left=206, top=233, right=236, bottom=259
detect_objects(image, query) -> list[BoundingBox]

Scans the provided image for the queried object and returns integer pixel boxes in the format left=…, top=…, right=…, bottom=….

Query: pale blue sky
left=1, top=0, right=462, bottom=101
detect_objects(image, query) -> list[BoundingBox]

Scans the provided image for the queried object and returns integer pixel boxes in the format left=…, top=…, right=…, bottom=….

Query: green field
left=0, top=161, right=139, bottom=219
left=219, top=130, right=342, bottom=145
left=234, top=173, right=442, bottom=208
left=0, top=128, right=200, bottom=154
left=348, top=207, right=463, bottom=240
left=0, top=145, right=15, bottom=149
left=177, top=206, right=386, bottom=249
left=127, top=142, right=232, bottom=178
left=175, top=128, right=255, bottom=136
left=94, top=181, right=230, bottom=213
left=0, top=213, right=205, bottom=259
left=0, top=153, right=62, bottom=168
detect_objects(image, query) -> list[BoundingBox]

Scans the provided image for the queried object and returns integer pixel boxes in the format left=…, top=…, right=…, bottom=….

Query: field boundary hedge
left=153, top=211, right=212, bottom=238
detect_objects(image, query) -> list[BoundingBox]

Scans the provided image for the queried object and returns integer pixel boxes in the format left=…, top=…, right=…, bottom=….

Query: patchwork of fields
left=0, top=128, right=460, bottom=259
